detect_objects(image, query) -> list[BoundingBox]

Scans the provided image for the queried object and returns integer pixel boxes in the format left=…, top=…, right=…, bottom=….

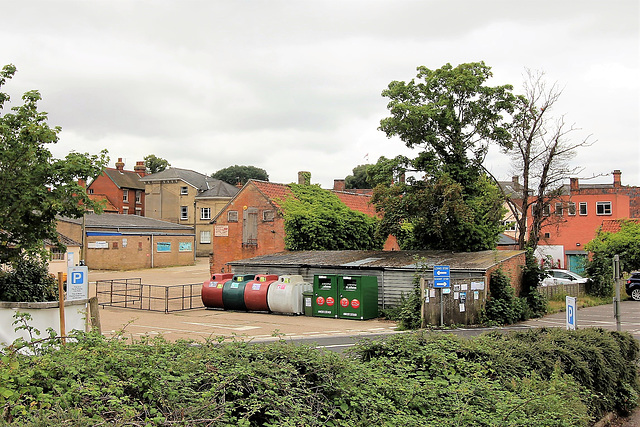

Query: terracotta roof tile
left=333, top=191, right=376, bottom=216
left=600, top=218, right=640, bottom=233
left=252, top=181, right=295, bottom=209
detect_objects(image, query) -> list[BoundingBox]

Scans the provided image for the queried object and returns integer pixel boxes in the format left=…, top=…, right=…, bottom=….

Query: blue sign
left=566, top=296, right=577, bottom=330
left=433, top=265, right=450, bottom=288
left=71, top=270, right=85, bottom=285
left=433, top=265, right=450, bottom=278
left=434, top=278, right=450, bottom=288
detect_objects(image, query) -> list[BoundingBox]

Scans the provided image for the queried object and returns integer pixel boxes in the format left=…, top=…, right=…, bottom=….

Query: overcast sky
left=3, top=1, right=639, bottom=188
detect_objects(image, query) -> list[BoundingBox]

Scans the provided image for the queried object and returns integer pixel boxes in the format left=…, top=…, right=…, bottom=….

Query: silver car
left=541, top=269, right=589, bottom=286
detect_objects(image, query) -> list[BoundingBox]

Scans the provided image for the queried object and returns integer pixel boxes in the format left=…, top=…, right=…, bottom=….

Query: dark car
left=625, top=272, right=640, bottom=301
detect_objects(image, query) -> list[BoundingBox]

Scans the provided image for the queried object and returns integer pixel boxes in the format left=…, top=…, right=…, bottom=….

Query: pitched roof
left=228, top=249, right=525, bottom=272
left=58, top=213, right=193, bottom=231
left=197, top=178, right=241, bottom=198
left=599, top=218, right=640, bottom=233
left=87, top=194, right=119, bottom=212
left=140, top=167, right=208, bottom=189
left=102, top=168, right=145, bottom=190
left=334, top=191, right=376, bottom=216
left=252, top=180, right=295, bottom=209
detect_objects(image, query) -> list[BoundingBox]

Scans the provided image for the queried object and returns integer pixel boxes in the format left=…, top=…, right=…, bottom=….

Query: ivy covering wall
left=280, top=184, right=384, bottom=251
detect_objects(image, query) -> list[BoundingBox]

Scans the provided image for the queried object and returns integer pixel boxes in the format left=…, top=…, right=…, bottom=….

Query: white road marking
left=183, top=322, right=261, bottom=331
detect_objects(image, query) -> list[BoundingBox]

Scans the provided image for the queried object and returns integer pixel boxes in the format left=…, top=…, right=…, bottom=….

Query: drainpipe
left=151, top=234, right=154, bottom=268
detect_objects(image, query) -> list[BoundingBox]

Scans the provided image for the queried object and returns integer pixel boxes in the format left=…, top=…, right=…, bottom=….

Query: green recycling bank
left=313, top=274, right=378, bottom=320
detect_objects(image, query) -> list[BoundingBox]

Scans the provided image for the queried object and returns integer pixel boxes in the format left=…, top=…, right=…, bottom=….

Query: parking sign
left=566, top=296, right=577, bottom=330
left=67, top=266, right=89, bottom=301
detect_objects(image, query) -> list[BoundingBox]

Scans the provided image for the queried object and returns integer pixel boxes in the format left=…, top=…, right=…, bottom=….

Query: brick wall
left=210, top=184, right=285, bottom=274
left=486, top=251, right=526, bottom=296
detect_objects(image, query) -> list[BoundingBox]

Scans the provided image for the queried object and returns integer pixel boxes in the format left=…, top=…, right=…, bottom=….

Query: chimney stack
left=333, top=179, right=346, bottom=192
left=115, top=157, right=125, bottom=171
left=613, top=170, right=622, bottom=188
left=134, top=161, right=146, bottom=176
left=570, top=177, right=579, bottom=191
left=298, top=171, right=311, bottom=185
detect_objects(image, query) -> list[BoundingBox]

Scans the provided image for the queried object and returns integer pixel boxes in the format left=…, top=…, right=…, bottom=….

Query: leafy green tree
left=585, top=221, right=640, bottom=297
left=345, top=164, right=373, bottom=189
left=212, top=165, right=269, bottom=186
left=144, top=154, right=170, bottom=174
left=0, top=64, right=108, bottom=265
left=281, top=184, right=383, bottom=251
left=373, top=62, right=515, bottom=251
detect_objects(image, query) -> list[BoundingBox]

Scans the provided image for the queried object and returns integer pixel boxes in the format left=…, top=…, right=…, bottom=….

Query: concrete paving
left=87, top=258, right=640, bottom=343
left=88, top=258, right=399, bottom=343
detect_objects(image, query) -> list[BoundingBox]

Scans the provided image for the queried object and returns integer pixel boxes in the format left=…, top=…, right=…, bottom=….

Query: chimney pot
left=298, top=171, right=311, bottom=185
left=115, top=158, right=125, bottom=171
left=134, top=161, right=146, bottom=176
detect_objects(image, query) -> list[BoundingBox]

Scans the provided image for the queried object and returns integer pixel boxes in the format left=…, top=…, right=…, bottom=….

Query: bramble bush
left=1, top=319, right=638, bottom=425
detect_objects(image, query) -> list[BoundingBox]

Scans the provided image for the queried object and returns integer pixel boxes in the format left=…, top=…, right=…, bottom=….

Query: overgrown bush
left=0, top=257, right=58, bottom=302
left=482, top=268, right=527, bottom=325
left=521, top=247, right=548, bottom=317
left=3, top=325, right=637, bottom=426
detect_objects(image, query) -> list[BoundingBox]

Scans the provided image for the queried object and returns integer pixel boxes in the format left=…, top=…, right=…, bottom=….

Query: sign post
left=67, top=266, right=89, bottom=301
left=433, top=266, right=450, bottom=326
left=566, top=296, right=577, bottom=330
left=613, top=255, right=622, bottom=332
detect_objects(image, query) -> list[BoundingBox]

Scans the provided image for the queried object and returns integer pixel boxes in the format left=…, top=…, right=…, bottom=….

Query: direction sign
left=433, top=265, right=450, bottom=288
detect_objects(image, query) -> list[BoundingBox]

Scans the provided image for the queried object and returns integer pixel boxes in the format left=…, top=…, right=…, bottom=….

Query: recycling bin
left=222, top=274, right=257, bottom=311
left=201, top=273, right=234, bottom=308
left=313, top=275, right=339, bottom=318
left=267, top=275, right=312, bottom=315
left=302, top=291, right=313, bottom=316
left=338, top=275, right=378, bottom=320
left=244, top=274, right=279, bottom=312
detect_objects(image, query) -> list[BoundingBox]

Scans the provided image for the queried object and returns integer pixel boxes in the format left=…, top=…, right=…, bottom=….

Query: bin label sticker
left=278, top=284, right=286, bottom=289
left=316, top=296, right=325, bottom=306
left=217, top=283, right=223, bottom=288
left=318, top=310, right=332, bottom=314
left=340, top=298, right=349, bottom=307
left=235, top=276, right=243, bottom=282
left=343, top=312, right=357, bottom=317
left=326, top=297, right=335, bottom=306
left=283, top=277, right=290, bottom=283
left=305, top=298, right=312, bottom=307
left=208, top=282, right=217, bottom=287
left=231, top=283, right=239, bottom=289
left=351, top=299, right=360, bottom=309
left=252, top=283, right=261, bottom=290
left=259, top=277, right=266, bottom=282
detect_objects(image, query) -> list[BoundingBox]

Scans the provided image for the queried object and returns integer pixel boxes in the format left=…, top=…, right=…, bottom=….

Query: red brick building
left=535, top=170, right=639, bottom=271
left=209, top=179, right=399, bottom=274
left=87, top=158, right=146, bottom=215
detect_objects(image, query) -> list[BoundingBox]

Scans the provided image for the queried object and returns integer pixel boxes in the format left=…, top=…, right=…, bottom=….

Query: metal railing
left=95, top=279, right=204, bottom=313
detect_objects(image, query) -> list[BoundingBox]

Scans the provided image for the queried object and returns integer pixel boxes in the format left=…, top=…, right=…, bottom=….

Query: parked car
left=541, top=269, right=589, bottom=286
left=625, top=272, right=640, bottom=301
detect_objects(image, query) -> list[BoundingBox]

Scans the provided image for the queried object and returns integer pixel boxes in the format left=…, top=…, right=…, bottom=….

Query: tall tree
left=144, top=154, right=170, bottom=174
left=345, top=164, right=373, bottom=189
left=501, top=70, right=593, bottom=250
left=212, top=165, right=269, bottom=186
left=373, top=62, right=515, bottom=251
left=0, top=64, right=109, bottom=264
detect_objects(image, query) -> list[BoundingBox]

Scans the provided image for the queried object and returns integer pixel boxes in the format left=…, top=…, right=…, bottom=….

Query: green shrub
left=0, top=257, right=58, bottom=302
left=482, top=269, right=526, bottom=325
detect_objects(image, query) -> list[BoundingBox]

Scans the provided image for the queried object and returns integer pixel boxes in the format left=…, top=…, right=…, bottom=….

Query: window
left=555, top=202, right=563, bottom=216
left=544, top=232, right=551, bottom=239
left=122, top=189, right=129, bottom=202
left=180, top=186, right=188, bottom=195
left=200, top=230, right=211, bottom=244
left=135, top=190, right=142, bottom=204
left=568, top=202, right=576, bottom=216
left=180, top=206, right=188, bottom=220
left=50, top=248, right=65, bottom=261
left=542, top=205, right=550, bottom=217
left=596, top=201, right=612, bottom=215
left=228, top=210, right=239, bottom=222
left=201, top=207, right=211, bottom=220
left=501, top=220, right=517, bottom=232
left=263, top=210, right=275, bottom=222
left=88, top=188, right=94, bottom=194
left=135, top=207, right=142, bottom=215
left=579, top=202, right=588, bottom=215
left=123, top=207, right=129, bottom=215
